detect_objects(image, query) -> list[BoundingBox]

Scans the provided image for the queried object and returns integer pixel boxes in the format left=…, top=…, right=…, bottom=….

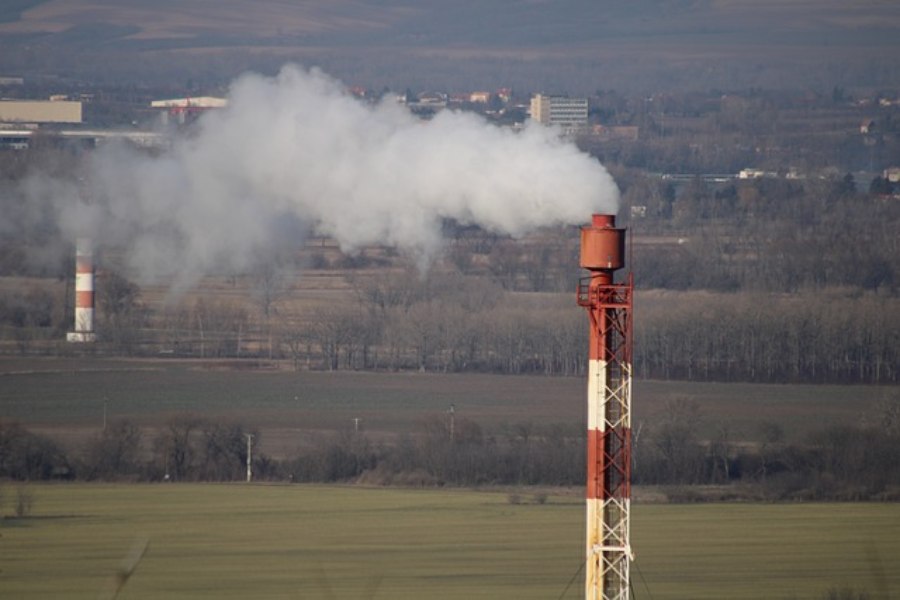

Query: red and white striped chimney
left=67, top=237, right=96, bottom=343
left=577, top=214, right=633, bottom=600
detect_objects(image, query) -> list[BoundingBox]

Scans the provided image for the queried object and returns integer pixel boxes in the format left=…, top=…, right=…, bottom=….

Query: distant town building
left=150, top=96, right=227, bottom=125
left=0, top=128, right=164, bottom=151
left=738, top=168, right=777, bottom=180
left=469, top=91, right=491, bottom=104
left=150, top=97, right=228, bottom=110
left=591, top=124, right=639, bottom=141
left=529, top=94, right=588, bottom=131
left=0, top=130, right=30, bottom=150
left=885, top=167, right=900, bottom=184
left=403, top=92, right=447, bottom=117
left=0, top=99, right=82, bottom=124
left=0, top=76, right=24, bottom=86
left=414, top=92, right=446, bottom=107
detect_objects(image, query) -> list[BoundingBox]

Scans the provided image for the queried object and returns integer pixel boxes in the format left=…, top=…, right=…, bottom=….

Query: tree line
left=2, top=267, right=897, bottom=383
left=633, top=396, right=900, bottom=502
left=155, top=272, right=899, bottom=383
left=636, top=292, right=899, bottom=384
left=4, top=393, right=898, bottom=501
left=617, top=172, right=900, bottom=295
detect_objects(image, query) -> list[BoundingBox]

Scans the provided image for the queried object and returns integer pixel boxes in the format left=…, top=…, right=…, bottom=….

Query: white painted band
left=587, top=359, right=607, bottom=431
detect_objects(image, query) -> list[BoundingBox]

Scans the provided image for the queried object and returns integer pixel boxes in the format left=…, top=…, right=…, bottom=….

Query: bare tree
left=281, top=320, right=313, bottom=371
left=96, top=270, right=143, bottom=353
left=874, top=393, right=900, bottom=437
left=154, top=414, right=203, bottom=481
left=83, top=419, right=143, bottom=480
left=198, top=421, right=258, bottom=481
left=192, top=299, right=248, bottom=358
left=756, top=421, right=785, bottom=482
left=351, top=267, right=423, bottom=317
left=653, top=397, right=705, bottom=484
left=708, top=423, right=734, bottom=483
left=308, top=305, right=356, bottom=370
left=251, top=251, right=290, bottom=358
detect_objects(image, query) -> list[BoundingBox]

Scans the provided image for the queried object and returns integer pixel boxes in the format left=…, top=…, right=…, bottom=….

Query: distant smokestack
left=67, top=237, right=96, bottom=343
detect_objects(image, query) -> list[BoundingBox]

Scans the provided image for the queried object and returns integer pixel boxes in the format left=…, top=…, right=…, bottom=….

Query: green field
left=1, top=483, right=898, bottom=599
left=1, top=357, right=893, bottom=458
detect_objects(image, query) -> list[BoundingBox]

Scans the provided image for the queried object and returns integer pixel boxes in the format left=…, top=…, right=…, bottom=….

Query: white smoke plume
left=55, top=65, right=620, bottom=283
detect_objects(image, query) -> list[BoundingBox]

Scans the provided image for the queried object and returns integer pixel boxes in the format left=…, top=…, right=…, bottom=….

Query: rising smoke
left=25, top=65, right=620, bottom=284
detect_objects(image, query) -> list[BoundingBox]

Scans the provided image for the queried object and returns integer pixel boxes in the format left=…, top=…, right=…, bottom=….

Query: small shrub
left=507, top=493, right=522, bottom=505
left=663, top=486, right=703, bottom=503
left=821, top=587, right=869, bottom=600
left=308, top=252, right=329, bottom=269
left=533, top=492, right=548, bottom=505
left=15, top=486, right=34, bottom=518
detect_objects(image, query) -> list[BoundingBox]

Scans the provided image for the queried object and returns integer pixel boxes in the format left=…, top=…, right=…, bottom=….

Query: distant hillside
left=1, top=0, right=898, bottom=91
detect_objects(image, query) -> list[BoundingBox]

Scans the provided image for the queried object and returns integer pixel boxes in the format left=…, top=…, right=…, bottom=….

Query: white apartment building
left=529, top=94, right=588, bottom=131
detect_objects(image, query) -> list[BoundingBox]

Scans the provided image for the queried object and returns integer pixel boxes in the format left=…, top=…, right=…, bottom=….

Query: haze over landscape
left=1, top=2, right=899, bottom=599
left=1, top=0, right=899, bottom=91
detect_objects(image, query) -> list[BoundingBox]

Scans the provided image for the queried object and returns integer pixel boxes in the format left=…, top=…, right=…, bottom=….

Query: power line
left=556, top=559, right=585, bottom=600
left=633, top=559, right=655, bottom=600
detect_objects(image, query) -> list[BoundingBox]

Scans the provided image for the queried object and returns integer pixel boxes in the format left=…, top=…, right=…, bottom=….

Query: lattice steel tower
left=577, top=214, right=633, bottom=600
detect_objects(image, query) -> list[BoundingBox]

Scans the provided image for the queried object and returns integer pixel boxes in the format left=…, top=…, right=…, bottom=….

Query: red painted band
left=586, top=427, right=632, bottom=500
left=75, top=291, right=94, bottom=308
left=588, top=315, right=603, bottom=361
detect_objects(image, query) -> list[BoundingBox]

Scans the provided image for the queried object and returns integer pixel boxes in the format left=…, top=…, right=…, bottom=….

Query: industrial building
left=0, top=99, right=82, bottom=124
left=0, top=128, right=164, bottom=150
left=529, top=94, right=588, bottom=132
left=150, top=96, right=227, bottom=125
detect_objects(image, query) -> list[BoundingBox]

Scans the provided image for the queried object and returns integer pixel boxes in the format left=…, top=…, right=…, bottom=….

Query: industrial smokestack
left=577, top=214, right=633, bottom=600
left=66, top=237, right=96, bottom=343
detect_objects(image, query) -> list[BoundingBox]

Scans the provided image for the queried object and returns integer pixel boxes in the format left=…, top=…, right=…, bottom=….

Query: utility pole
left=448, top=404, right=456, bottom=440
left=353, top=417, right=361, bottom=433
left=245, top=433, right=254, bottom=483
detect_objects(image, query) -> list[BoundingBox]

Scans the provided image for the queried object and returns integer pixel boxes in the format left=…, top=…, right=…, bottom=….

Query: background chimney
left=66, top=237, right=97, bottom=343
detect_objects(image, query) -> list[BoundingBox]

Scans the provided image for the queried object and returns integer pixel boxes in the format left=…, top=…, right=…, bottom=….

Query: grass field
left=1, top=483, right=898, bottom=599
left=0, top=356, right=893, bottom=457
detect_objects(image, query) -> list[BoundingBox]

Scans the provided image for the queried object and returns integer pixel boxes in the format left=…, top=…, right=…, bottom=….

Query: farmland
left=0, top=356, right=892, bottom=458
left=1, top=483, right=898, bottom=599
left=1, top=0, right=898, bottom=92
